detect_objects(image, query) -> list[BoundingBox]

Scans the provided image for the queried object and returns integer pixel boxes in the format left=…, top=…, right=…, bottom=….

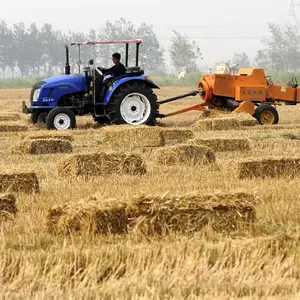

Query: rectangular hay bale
left=0, top=194, right=18, bottom=220
left=13, top=139, right=73, bottom=155
left=0, top=172, right=39, bottom=194
left=161, top=128, right=194, bottom=145
left=58, top=152, right=146, bottom=178
left=212, top=118, right=240, bottom=130
left=0, top=124, right=28, bottom=132
left=126, top=192, right=257, bottom=235
left=99, top=126, right=164, bottom=148
left=47, top=197, right=127, bottom=235
left=0, top=114, right=21, bottom=122
left=153, top=144, right=215, bottom=166
left=235, top=157, right=300, bottom=179
left=21, top=132, right=74, bottom=142
left=192, top=138, right=250, bottom=152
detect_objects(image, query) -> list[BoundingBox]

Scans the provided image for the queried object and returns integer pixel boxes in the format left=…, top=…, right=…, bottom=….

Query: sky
left=0, top=0, right=298, bottom=70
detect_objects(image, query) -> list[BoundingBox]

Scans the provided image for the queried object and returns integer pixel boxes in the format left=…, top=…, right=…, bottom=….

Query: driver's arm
left=98, top=65, right=117, bottom=75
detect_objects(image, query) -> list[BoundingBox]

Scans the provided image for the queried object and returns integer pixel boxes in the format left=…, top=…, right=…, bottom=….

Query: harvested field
left=233, top=157, right=300, bottom=179
left=127, top=192, right=257, bottom=235
left=99, top=126, right=164, bottom=148
left=153, top=144, right=215, bottom=165
left=47, top=197, right=127, bottom=235
left=3, top=87, right=300, bottom=299
left=191, top=138, right=251, bottom=152
left=0, top=172, right=39, bottom=194
left=0, top=123, right=28, bottom=132
left=59, top=152, right=146, bottom=178
left=0, top=193, right=17, bottom=220
left=13, top=138, right=73, bottom=155
left=0, top=113, right=21, bottom=122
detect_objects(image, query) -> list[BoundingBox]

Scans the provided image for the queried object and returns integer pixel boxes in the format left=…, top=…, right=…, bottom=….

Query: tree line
left=0, top=19, right=300, bottom=79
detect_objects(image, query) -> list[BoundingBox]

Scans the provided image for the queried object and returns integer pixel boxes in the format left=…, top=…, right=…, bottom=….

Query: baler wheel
left=254, top=105, right=279, bottom=125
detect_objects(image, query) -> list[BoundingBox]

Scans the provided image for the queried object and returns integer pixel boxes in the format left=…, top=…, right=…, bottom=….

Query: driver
left=98, top=53, right=126, bottom=77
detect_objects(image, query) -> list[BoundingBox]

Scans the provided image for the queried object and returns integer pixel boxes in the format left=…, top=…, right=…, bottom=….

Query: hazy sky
left=1, top=0, right=297, bottom=69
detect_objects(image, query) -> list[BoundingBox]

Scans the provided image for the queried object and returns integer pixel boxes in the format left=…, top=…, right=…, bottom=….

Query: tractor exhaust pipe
left=65, top=45, right=71, bottom=75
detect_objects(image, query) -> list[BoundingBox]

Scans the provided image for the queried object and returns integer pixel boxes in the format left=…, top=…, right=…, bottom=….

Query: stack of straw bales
left=0, top=172, right=39, bottom=194
left=13, top=139, right=73, bottom=155
left=47, top=197, right=127, bottom=235
left=58, top=152, right=146, bottom=178
left=190, top=138, right=251, bottom=152
left=233, top=157, right=300, bottom=179
left=47, top=192, right=257, bottom=236
left=153, top=144, right=215, bottom=166
left=0, top=194, right=17, bottom=220
left=0, top=114, right=21, bottom=122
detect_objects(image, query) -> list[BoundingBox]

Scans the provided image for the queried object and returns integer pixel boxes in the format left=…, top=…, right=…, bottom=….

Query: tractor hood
left=42, top=74, right=85, bottom=87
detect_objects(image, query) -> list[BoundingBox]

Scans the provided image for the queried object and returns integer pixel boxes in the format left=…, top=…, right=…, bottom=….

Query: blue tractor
left=22, top=39, right=160, bottom=130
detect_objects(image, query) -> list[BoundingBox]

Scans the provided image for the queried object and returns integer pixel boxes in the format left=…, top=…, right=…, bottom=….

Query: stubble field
left=1, top=87, right=300, bottom=299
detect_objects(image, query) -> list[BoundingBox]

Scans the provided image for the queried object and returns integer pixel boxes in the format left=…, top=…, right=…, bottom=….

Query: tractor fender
left=103, top=76, right=160, bottom=105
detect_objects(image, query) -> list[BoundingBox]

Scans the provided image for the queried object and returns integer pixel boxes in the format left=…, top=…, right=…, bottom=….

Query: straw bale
left=47, top=197, right=127, bottom=235
left=99, top=126, right=164, bottom=148
left=161, top=128, right=194, bottom=145
left=59, top=152, right=146, bottom=178
left=195, top=119, right=213, bottom=131
left=0, top=124, right=28, bottom=132
left=212, top=117, right=241, bottom=130
left=153, top=144, right=215, bottom=166
left=21, top=132, right=74, bottom=142
left=231, top=112, right=258, bottom=127
left=191, top=138, right=250, bottom=152
left=126, top=192, right=256, bottom=235
left=13, top=139, right=73, bottom=155
left=0, top=172, right=39, bottom=194
left=0, top=114, right=21, bottom=122
left=234, top=157, right=300, bottom=179
left=0, top=194, right=17, bottom=220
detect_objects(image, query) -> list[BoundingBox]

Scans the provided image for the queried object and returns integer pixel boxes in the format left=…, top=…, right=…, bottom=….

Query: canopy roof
left=70, top=39, right=142, bottom=46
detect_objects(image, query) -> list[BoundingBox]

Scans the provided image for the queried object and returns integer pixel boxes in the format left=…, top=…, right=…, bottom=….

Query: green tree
left=0, top=21, right=14, bottom=78
left=232, top=52, right=251, bottom=68
left=169, top=31, right=202, bottom=71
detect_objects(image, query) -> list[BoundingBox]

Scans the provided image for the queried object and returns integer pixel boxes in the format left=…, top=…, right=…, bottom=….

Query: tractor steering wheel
left=95, top=67, right=103, bottom=76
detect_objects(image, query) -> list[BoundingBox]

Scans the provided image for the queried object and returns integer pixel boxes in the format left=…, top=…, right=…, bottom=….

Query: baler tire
left=254, top=105, right=279, bottom=125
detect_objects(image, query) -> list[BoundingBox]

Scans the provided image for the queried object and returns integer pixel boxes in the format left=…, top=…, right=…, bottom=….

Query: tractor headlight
left=32, top=89, right=40, bottom=102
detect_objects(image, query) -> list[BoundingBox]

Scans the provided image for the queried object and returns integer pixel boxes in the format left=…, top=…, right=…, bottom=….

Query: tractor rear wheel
left=46, top=107, right=76, bottom=130
left=254, top=105, right=279, bottom=125
left=106, top=82, right=158, bottom=125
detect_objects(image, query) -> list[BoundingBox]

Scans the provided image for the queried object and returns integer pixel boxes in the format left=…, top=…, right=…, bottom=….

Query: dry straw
left=58, top=152, right=146, bottom=178
left=0, top=124, right=28, bottom=132
left=47, top=197, right=127, bottom=235
left=190, top=138, right=251, bottom=152
left=234, top=157, right=300, bottom=179
left=126, top=192, right=257, bottom=235
left=13, top=139, right=73, bottom=155
left=0, top=194, right=17, bottom=220
left=153, top=144, right=215, bottom=166
left=0, top=172, right=39, bottom=194
left=0, top=114, right=21, bottom=122
left=99, top=126, right=164, bottom=148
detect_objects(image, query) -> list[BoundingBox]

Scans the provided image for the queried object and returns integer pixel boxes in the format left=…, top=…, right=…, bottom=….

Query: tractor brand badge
left=281, top=86, right=287, bottom=92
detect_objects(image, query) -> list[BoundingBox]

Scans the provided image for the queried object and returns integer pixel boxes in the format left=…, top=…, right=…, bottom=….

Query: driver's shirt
left=103, top=63, right=126, bottom=77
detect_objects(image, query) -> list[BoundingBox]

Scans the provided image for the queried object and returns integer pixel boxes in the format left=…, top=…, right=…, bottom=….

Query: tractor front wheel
left=254, top=105, right=279, bottom=125
left=106, top=82, right=158, bottom=125
left=30, top=112, right=47, bottom=124
left=46, top=107, right=76, bottom=130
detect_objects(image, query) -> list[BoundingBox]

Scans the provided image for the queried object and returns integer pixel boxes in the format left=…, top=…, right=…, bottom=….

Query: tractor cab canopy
left=65, top=39, right=143, bottom=75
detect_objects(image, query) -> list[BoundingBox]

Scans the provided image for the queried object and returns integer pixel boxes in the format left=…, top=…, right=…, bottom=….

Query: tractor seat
left=126, top=67, right=144, bottom=75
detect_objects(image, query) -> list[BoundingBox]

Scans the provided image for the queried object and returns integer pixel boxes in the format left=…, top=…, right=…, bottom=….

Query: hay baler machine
left=158, top=68, right=300, bottom=125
